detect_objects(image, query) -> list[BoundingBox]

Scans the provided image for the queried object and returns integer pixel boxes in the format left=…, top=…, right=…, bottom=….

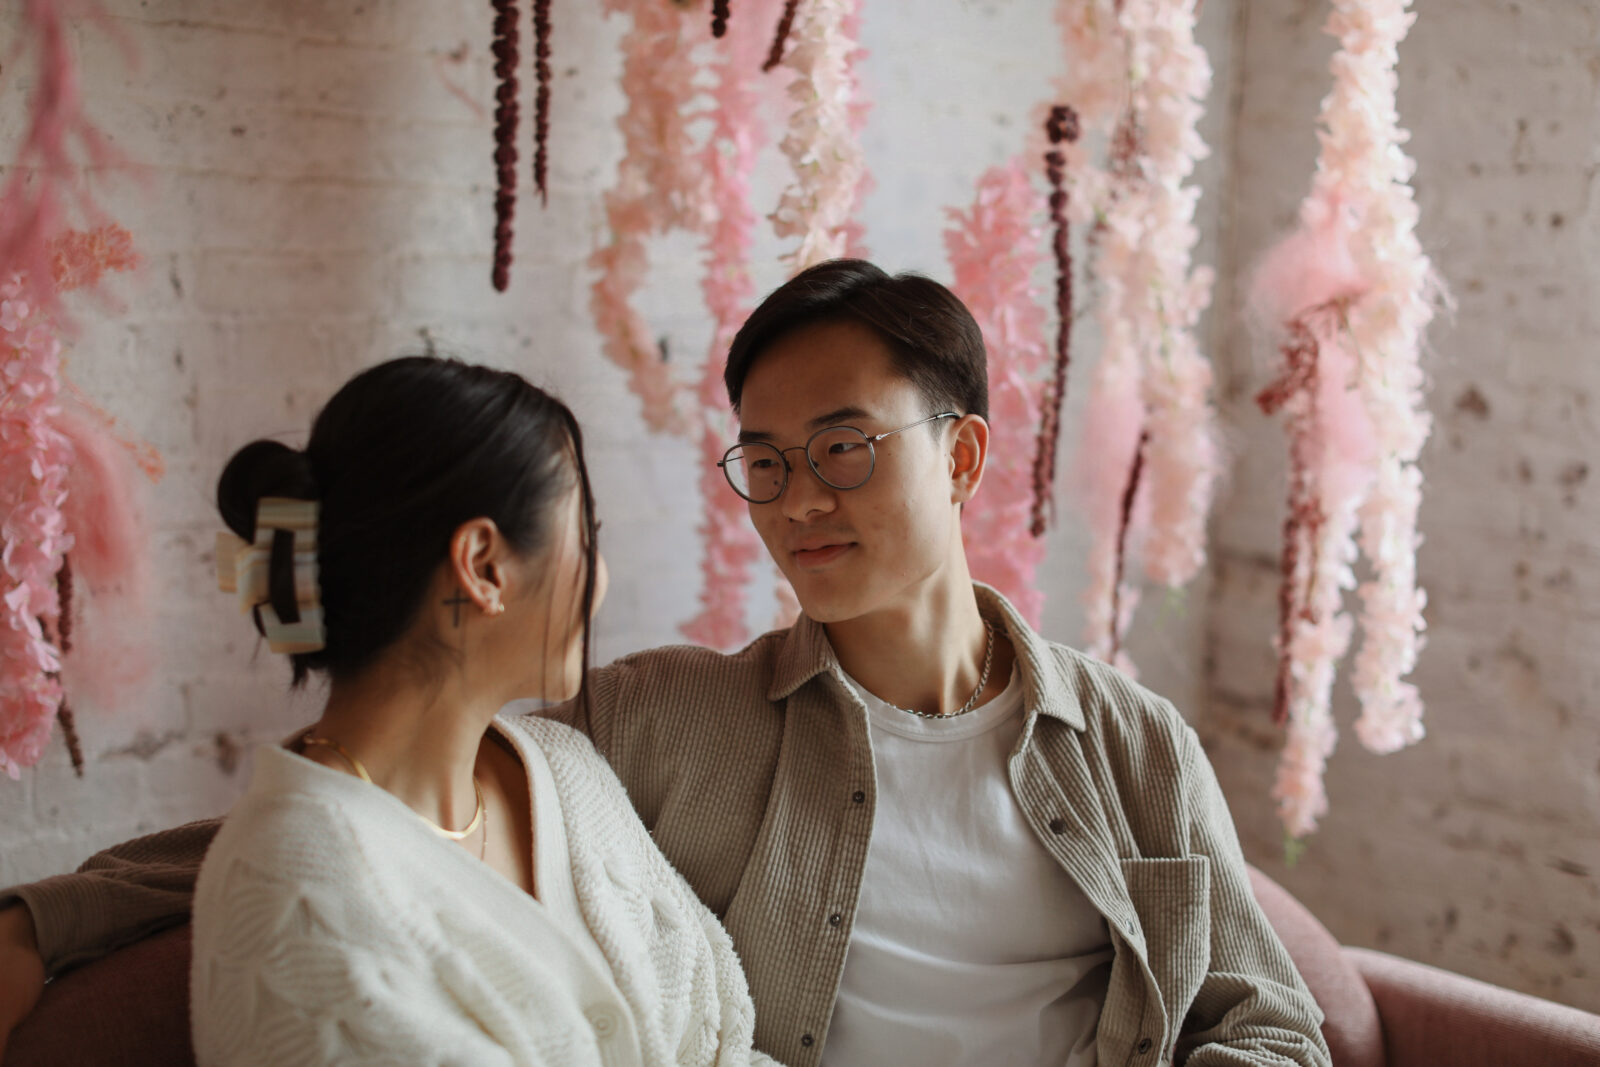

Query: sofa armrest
left=1345, top=946, right=1600, bottom=1067
left=2, top=921, right=194, bottom=1067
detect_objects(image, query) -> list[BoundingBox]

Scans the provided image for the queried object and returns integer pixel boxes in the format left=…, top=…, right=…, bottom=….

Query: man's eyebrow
left=808, top=406, right=873, bottom=429
left=737, top=406, right=876, bottom=444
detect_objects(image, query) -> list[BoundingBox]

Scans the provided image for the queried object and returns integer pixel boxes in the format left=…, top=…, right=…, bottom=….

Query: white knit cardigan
left=191, top=715, right=774, bottom=1067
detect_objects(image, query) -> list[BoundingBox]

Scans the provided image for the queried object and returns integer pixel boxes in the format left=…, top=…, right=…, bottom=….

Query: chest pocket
left=1121, top=855, right=1211, bottom=1033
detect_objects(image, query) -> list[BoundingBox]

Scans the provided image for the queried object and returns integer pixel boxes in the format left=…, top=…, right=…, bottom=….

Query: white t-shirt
left=823, top=667, right=1115, bottom=1066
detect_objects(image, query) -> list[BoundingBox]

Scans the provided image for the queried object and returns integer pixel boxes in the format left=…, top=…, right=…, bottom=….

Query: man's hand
left=0, top=902, right=45, bottom=1061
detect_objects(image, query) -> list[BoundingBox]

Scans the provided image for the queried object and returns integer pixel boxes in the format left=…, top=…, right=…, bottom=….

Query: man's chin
left=781, top=574, right=870, bottom=625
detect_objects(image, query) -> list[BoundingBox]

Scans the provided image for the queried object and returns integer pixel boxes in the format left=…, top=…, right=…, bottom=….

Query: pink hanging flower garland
left=588, top=0, right=711, bottom=437
left=0, top=225, right=141, bottom=778
left=762, top=0, right=869, bottom=626
left=1251, top=0, right=1441, bottom=839
left=681, top=0, right=784, bottom=650
left=770, top=0, right=869, bottom=272
left=1049, top=0, right=1219, bottom=667
left=945, top=160, right=1051, bottom=627
left=0, top=0, right=124, bottom=330
left=0, top=273, right=73, bottom=779
left=0, top=2, right=142, bottom=778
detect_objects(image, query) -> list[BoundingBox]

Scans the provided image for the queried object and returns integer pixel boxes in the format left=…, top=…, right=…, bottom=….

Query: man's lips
left=791, top=541, right=855, bottom=567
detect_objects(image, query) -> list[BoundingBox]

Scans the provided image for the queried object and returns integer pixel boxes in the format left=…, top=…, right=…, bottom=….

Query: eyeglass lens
left=724, top=426, right=876, bottom=502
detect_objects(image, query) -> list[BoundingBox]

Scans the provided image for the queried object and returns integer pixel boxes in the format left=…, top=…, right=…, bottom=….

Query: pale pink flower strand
left=0, top=0, right=125, bottom=332
left=588, top=0, right=711, bottom=438
left=764, top=0, right=871, bottom=628
left=1255, top=0, right=1439, bottom=837
left=770, top=0, right=869, bottom=273
left=1052, top=0, right=1220, bottom=661
left=946, top=161, right=1051, bottom=627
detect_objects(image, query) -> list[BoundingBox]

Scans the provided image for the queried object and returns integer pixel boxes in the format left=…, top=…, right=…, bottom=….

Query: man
left=0, top=259, right=1328, bottom=1066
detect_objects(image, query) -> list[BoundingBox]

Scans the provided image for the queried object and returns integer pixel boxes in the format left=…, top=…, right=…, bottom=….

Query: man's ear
left=949, top=414, right=989, bottom=505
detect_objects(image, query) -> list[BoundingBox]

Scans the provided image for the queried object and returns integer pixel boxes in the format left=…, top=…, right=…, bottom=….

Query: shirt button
left=1136, top=1036, right=1152, bottom=1054
left=852, top=790, right=866, bottom=804
left=828, top=912, right=842, bottom=926
left=801, top=1033, right=815, bottom=1047
left=1048, top=816, right=1070, bottom=834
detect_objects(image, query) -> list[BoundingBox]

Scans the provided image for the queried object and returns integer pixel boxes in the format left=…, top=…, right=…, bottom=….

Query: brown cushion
left=1248, top=865, right=1385, bottom=1067
left=3, top=922, right=195, bottom=1067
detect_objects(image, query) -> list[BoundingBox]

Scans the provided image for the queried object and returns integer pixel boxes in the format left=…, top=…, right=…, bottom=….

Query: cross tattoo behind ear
left=444, top=590, right=472, bottom=627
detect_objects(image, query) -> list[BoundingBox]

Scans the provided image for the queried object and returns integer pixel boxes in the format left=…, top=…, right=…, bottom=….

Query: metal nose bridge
left=774, top=442, right=827, bottom=494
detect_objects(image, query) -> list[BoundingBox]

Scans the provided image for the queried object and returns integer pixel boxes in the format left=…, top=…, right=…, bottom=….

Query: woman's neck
left=306, top=664, right=499, bottom=835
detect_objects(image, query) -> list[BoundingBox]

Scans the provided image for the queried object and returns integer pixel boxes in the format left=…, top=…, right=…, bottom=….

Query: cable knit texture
left=189, top=716, right=771, bottom=1067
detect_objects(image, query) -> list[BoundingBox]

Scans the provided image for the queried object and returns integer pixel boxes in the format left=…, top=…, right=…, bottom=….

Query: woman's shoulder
left=200, top=746, right=399, bottom=894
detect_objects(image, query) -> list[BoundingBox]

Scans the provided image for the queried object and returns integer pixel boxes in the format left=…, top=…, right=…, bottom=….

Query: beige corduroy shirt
left=8, top=585, right=1328, bottom=1067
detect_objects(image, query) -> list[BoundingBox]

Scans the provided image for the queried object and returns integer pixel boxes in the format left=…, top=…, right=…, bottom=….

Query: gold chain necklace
left=302, top=735, right=487, bottom=854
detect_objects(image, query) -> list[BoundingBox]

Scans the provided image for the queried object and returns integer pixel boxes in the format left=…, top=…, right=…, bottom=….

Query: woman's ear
left=447, top=517, right=508, bottom=618
left=949, top=414, right=990, bottom=505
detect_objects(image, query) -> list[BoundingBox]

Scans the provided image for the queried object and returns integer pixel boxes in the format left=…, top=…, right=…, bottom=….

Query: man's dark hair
left=723, top=259, right=988, bottom=421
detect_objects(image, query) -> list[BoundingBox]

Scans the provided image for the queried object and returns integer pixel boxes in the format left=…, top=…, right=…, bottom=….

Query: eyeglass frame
left=716, top=411, right=961, bottom=504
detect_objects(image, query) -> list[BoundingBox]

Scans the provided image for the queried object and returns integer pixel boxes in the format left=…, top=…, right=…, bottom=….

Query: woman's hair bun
left=216, top=440, right=318, bottom=541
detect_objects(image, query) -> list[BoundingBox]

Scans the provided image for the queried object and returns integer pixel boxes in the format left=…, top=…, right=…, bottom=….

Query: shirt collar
left=767, top=582, right=1088, bottom=732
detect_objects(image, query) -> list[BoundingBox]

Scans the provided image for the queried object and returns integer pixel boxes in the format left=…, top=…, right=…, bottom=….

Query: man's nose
left=779, top=450, right=837, bottom=521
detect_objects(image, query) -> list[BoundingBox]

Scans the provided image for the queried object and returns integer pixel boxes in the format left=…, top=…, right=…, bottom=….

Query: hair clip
left=216, top=497, right=325, bottom=654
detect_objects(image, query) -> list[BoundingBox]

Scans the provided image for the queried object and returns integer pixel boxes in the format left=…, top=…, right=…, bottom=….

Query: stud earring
left=485, top=598, right=505, bottom=617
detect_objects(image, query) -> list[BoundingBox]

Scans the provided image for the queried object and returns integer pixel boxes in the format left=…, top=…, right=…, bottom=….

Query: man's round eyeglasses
left=717, top=412, right=960, bottom=504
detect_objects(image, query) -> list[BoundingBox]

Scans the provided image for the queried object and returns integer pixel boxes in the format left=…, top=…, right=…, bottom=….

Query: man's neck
left=824, top=572, right=1016, bottom=717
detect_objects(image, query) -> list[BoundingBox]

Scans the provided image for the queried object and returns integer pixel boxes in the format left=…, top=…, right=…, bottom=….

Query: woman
left=191, top=356, right=773, bottom=1066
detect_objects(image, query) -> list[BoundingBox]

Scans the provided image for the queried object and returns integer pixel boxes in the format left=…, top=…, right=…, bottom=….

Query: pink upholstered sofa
left=6, top=866, right=1599, bottom=1065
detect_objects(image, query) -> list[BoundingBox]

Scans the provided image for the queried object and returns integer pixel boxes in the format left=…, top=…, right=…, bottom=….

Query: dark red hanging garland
left=762, top=0, right=801, bottom=72
left=1256, top=314, right=1324, bottom=727
left=490, top=0, right=520, bottom=292
left=712, top=0, right=730, bottom=38
left=1028, top=104, right=1081, bottom=538
left=56, top=553, right=74, bottom=655
left=56, top=702, right=83, bottom=777
left=53, top=555, right=83, bottom=776
left=1108, top=430, right=1149, bottom=661
left=533, top=0, right=552, bottom=207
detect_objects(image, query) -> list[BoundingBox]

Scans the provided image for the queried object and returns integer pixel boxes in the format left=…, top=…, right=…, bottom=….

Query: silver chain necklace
left=888, top=617, right=996, bottom=720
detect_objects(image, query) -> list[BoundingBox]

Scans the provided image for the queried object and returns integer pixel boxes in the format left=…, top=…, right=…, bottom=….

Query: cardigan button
left=1048, top=816, right=1070, bottom=834
left=828, top=912, right=842, bottom=926
left=852, top=790, right=866, bottom=804
left=1136, top=1036, right=1152, bottom=1054
left=586, top=1005, right=619, bottom=1039
left=801, top=1033, right=815, bottom=1047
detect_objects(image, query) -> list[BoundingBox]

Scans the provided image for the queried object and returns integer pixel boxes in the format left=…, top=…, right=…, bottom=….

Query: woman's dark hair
left=216, top=356, right=598, bottom=718
left=723, top=258, right=989, bottom=421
